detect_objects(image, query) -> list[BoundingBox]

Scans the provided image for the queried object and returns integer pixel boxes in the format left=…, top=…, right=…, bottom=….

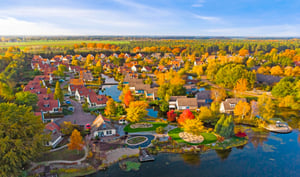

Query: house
left=38, top=93, right=54, bottom=101
left=92, top=115, right=116, bottom=137
left=68, top=85, right=84, bottom=96
left=141, top=66, right=152, bottom=72
left=195, top=90, right=212, bottom=107
left=131, top=65, right=141, bottom=72
left=87, top=94, right=107, bottom=108
left=151, top=53, right=161, bottom=59
left=220, top=98, right=247, bottom=114
left=44, top=122, right=63, bottom=148
left=80, top=70, right=94, bottom=82
left=144, top=87, right=158, bottom=100
left=176, top=97, right=198, bottom=110
left=70, top=78, right=84, bottom=86
left=169, top=96, right=187, bottom=109
left=37, top=99, right=61, bottom=114
left=69, top=66, right=82, bottom=73
left=75, top=87, right=95, bottom=102
left=24, top=81, right=41, bottom=91
left=29, top=88, right=47, bottom=95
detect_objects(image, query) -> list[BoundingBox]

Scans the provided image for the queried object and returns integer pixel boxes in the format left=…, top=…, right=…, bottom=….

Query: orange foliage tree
left=124, top=90, right=134, bottom=107
left=167, top=110, right=177, bottom=122
left=239, top=48, right=249, bottom=56
left=234, top=78, right=248, bottom=92
left=177, top=109, right=195, bottom=125
left=234, top=101, right=251, bottom=119
left=68, top=129, right=84, bottom=153
left=270, top=66, right=283, bottom=76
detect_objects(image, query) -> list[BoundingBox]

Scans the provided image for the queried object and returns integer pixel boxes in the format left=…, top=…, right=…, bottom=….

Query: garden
left=124, top=122, right=168, bottom=133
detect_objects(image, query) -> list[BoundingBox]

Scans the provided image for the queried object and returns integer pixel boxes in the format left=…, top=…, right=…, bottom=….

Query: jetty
left=139, top=149, right=155, bottom=162
left=264, top=122, right=292, bottom=133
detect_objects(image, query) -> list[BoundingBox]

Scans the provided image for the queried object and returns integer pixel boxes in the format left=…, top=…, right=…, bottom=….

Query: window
left=44, top=104, right=50, bottom=108
left=106, top=130, right=112, bottom=135
left=229, top=103, right=236, bottom=108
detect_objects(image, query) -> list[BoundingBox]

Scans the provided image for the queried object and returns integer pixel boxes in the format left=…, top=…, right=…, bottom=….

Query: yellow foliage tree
left=126, top=101, right=148, bottom=122
left=270, top=66, right=283, bottom=76
left=192, top=65, right=204, bottom=78
left=211, top=88, right=227, bottom=102
left=258, top=94, right=275, bottom=120
left=182, top=119, right=204, bottom=135
left=234, top=101, right=251, bottom=119
left=68, top=129, right=84, bottom=153
left=234, top=78, right=248, bottom=92
left=104, top=98, right=116, bottom=117
left=284, top=66, right=294, bottom=76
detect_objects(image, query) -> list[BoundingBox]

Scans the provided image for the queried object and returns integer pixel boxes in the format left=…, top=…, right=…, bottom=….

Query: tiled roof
left=29, top=88, right=47, bottom=95
left=45, top=122, right=61, bottom=131
left=221, top=98, right=247, bottom=112
left=89, top=94, right=107, bottom=105
left=38, top=93, right=54, bottom=101
left=177, top=97, right=198, bottom=108
left=37, top=99, right=59, bottom=112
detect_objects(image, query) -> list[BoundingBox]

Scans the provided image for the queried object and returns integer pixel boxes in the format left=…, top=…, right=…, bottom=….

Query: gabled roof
left=177, top=97, right=198, bottom=108
left=38, top=93, right=54, bottom=101
left=88, top=94, right=107, bottom=105
left=37, top=99, right=59, bottom=112
left=45, top=122, right=61, bottom=131
left=29, top=88, right=47, bottom=95
left=221, top=98, right=247, bottom=112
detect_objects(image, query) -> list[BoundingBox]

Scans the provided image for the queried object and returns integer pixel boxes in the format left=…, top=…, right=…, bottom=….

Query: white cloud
left=194, top=14, right=220, bottom=22
left=0, top=17, right=75, bottom=35
left=192, top=0, right=205, bottom=7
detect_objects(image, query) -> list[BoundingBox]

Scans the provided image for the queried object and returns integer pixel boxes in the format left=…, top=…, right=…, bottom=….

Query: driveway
left=56, top=98, right=96, bottom=126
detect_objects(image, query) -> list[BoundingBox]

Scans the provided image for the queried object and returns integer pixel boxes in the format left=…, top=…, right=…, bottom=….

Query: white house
left=92, top=115, right=116, bottom=138
left=87, top=94, right=107, bottom=108
left=220, top=98, right=247, bottom=114
left=44, top=122, right=63, bottom=148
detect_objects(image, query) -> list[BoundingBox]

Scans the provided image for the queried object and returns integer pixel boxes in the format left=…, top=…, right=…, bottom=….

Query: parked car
left=65, top=100, right=71, bottom=104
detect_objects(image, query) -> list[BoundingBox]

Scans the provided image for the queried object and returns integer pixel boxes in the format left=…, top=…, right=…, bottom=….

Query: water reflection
left=180, top=153, right=201, bottom=166
left=215, top=149, right=232, bottom=161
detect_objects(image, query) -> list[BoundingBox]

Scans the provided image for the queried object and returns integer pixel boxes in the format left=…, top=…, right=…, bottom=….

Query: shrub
left=156, top=126, right=165, bottom=134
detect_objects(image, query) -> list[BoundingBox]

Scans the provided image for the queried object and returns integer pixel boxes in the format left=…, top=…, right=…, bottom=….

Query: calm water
left=99, top=85, right=121, bottom=102
left=90, top=130, right=300, bottom=177
left=147, top=108, right=158, bottom=118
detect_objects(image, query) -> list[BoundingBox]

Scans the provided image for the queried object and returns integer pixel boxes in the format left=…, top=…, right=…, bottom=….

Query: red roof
left=33, top=75, right=49, bottom=81
left=88, top=94, right=107, bottom=105
left=77, top=87, right=96, bottom=97
left=30, top=88, right=47, bottom=95
left=45, top=122, right=61, bottom=131
left=38, top=93, right=54, bottom=101
left=37, top=99, right=59, bottom=112
left=24, top=81, right=41, bottom=91
left=69, top=84, right=84, bottom=92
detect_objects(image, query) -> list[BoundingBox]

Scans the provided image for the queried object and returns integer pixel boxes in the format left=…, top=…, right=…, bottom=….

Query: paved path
left=103, top=148, right=139, bottom=164
left=56, top=98, right=96, bottom=126
left=50, top=144, right=68, bottom=152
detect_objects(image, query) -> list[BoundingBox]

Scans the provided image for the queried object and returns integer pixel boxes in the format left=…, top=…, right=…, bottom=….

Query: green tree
left=15, top=91, right=38, bottom=109
left=54, top=81, right=64, bottom=103
left=60, top=121, right=79, bottom=136
left=0, top=103, right=49, bottom=176
left=215, top=115, right=234, bottom=138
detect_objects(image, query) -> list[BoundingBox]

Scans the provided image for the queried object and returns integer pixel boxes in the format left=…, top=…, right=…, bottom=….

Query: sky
left=0, top=0, right=300, bottom=37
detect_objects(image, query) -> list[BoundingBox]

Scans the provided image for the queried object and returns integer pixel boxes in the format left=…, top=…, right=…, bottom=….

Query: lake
left=99, top=85, right=121, bottom=102
left=89, top=129, right=300, bottom=177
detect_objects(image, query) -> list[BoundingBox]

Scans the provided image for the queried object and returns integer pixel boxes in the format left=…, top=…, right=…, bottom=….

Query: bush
left=156, top=126, right=165, bottom=134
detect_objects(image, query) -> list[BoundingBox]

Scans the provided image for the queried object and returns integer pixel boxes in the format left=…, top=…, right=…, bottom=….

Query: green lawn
left=127, top=136, right=147, bottom=144
left=0, top=40, right=129, bottom=47
left=124, top=122, right=168, bottom=133
left=168, top=128, right=217, bottom=145
left=35, top=147, right=84, bottom=162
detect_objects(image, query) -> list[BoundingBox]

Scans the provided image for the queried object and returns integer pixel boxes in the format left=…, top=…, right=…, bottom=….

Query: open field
left=0, top=40, right=129, bottom=48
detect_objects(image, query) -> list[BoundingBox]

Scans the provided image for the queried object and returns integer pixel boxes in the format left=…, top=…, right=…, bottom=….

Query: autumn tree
left=126, top=101, right=148, bottom=122
left=47, top=87, right=52, bottom=94
left=183, top=119, right=204, bottom=135
left=192, top=65, right=204, bottom=78
left=68, top=129, right=84, bottom=153
left=0, top=103, right=48, bottom=176
left=177, top=109, right=195, bottom=125
left=234, top=101, right=251, bottom=119
left=258, top=94, right=275, bottom=120
left=238, top=48, right=249, bottom=57
left=270, top=66, right=283, bottom=76
left=61, top=121, right=79, bottom=136
left=94, top=60, right=103, bottom=74
left=54, top=81, right=64, bottom=103
left=211, top=88, right=227, bottom=102
left=71, top=59, right=80, bottom=66
left=234, top=78, right=248, bottom=93
left=104, top=98, right=116, bottom=117
left=124, top=90, right=134, bottom=107
left=197, top=106, right=213, bottom=121
left=167, top=110, right=177, bottom=122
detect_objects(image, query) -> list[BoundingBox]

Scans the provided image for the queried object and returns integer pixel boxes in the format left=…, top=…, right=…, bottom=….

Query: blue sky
left=0, top=0, right=300, bottom=36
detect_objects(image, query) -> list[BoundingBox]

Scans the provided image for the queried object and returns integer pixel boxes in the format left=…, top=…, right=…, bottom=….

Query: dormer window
left=30, top=87, right=34, bottom=90
left=44, top=97, right=49, bottom=100
left=229, top=103, right=236, bottom=108
left=97, top=98, right=102, bottom=101
left=44, top=104, right=50, bottom=107
left=37, top=91, right=41, bottom=94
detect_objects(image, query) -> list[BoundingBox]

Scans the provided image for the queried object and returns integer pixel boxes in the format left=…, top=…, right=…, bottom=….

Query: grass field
left=35, top=147, right=84, bottom=162
left=124, top=122, right=168, bottom=133
left=0, top=40, right=129, bottom=47
left=168, top=128, right=217, bottom=145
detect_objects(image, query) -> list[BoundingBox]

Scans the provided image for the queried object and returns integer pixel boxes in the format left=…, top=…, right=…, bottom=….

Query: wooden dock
left=139, top=149, right=155, bottom=162
left=264, top=124, right=293, bottom=133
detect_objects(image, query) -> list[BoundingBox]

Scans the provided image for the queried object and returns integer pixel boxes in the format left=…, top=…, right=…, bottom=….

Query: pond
left=89, top=129, right=300, bottom=177
left=99, top=85, right=122, bottom=102
left=147, top=108, right=158, bottom=118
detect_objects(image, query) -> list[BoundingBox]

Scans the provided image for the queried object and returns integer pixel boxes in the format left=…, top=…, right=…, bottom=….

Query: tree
left=61, top=121, right=79, bottom=136
left=159, top=100, right=169, bottom=113
left=0, top=103, right=48, bottom=176
left=270, top=66, right=283, bottom=76
left=156, top=126, right=165, bottom=134
left=234, top=78, right=248, bottom=93
left=68, top=129, right=84, bottom=153
left=15, top=91, right=38, bottom=108
left=177, top=109, right=195, bottom=125
left=167, top=110, right=177, bottom=122
left=197, top=106, right=213, bottom=121
left=71, top=59, right=80, bottom=66
left=234, top=101, right=251, bottom=119
left=239, top=48, right=249, bottom=56
left=54, top=81, right=63, bottom=103
left=211, top=88, right=227, bottom=102
left=182, top=119, right=204, bottom=135
left=47, top=88, right=52, bottom=94
left=215, top=115, right=234, bottom=138
left=104, top=98, right=116, bottom=117
left=123, top=90, right=134, bottom=107
left=258, top=94, right=275, bottom=120
left=94, top=60, right=103, bottom=74
left=126, top=101, right=148, bottom=122
left=192, top=65, right=204, bottom=78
